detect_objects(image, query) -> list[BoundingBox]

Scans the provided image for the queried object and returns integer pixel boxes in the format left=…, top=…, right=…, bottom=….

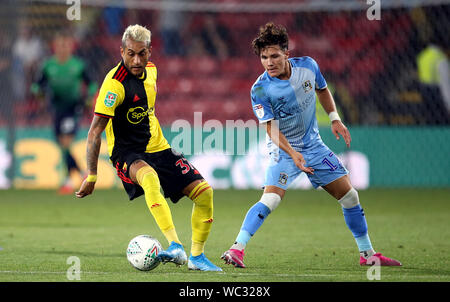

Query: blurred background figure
left=0, top=29, right=13, bottom=124
left=416, top=42, right=450, bottom=124
left=0, top=29, right=14, bottom=190
left=102, top=5, right=126, bottom=36
left=30, top=31, right=98, bottom=194
left=199, top=13, right=232, bottom=59
left=12, top=22, right=44, bottom=105
left=158, top=0, right=188, bottom=56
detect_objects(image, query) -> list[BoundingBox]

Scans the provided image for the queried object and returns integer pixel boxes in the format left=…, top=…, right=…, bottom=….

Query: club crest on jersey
left=278, top=172, right=288, bottom=185
left=253, top=104, right=265, bottom=119
left=104, top=91, right=118, bottom=107
left=302, top=80, right=313, bottom=93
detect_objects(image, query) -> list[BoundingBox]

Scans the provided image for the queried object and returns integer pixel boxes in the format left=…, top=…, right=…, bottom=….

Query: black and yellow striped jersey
left=94, top=60, right=170, bottom=163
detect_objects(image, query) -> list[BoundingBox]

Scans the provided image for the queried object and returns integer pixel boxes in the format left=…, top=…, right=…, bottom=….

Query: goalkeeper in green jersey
left=31, top=32, right=98, bottom=194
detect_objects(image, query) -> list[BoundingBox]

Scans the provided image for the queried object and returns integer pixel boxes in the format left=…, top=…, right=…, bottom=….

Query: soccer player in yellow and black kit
left=75, top=25, right=221, bottom=271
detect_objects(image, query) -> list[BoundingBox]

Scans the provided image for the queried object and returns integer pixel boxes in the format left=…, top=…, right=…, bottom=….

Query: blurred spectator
left=416, top=43, right=450, bottom=124
left=13, top=24, right=44, bottom=72
left=200, top=14, right=232, bottom=59
left=187, top=35, right=208, bottom=57
left=0, top=29, right=14, bottom=188
left=12, top=23, right=44, bottom=101
left=0, top=29, right=13, bottom=123
left=158, top=0, right=188, bottom=56
left=76, top=31, right=110, bottom=84
left=102, top=6, right=126, bottom=36
left=30, top=31, right=98, bottom=194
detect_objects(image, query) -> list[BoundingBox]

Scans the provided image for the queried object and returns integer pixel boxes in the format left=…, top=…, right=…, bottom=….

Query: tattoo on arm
left=86, top=116, right=109, bottom=175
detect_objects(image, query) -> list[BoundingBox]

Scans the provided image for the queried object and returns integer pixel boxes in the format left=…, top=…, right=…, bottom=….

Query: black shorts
left=113, top=148, right=204, bottom=203
left=52, top=103, right=83, bottom=137
left=53, top=113, right=79, bottom=136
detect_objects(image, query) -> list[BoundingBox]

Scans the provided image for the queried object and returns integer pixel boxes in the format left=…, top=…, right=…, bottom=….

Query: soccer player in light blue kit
left=221, top=23, right=401, bottom=268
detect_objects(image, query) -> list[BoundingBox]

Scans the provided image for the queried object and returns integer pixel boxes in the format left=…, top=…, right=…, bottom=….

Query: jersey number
left=175, top=158, right=199, bottom=175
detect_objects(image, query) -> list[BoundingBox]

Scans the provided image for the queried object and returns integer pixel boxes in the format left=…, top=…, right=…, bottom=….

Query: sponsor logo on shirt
left=127, top=106, right=153, bottom=124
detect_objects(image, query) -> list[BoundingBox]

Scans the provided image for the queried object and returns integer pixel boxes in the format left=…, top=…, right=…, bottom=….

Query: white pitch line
left=0, top=270, right=335, bottom=277
left=0, top=270, right=109, bottom=275
left=216, top=272, right=338, bottom=277
left=0, top=270, right=448, bottom=279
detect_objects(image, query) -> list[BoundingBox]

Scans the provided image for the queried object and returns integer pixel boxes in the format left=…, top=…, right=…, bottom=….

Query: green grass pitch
left=0, top=188, right=449, bottom=282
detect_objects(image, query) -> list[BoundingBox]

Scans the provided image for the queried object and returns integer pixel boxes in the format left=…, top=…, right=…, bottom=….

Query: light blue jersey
left=251, top=56, right=347, bottom=189
left=251, top=56, right=327, bottom=154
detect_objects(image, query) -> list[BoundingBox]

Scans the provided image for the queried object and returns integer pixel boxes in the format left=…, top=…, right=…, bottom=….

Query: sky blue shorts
left=264, top=143, right=348, bottom=190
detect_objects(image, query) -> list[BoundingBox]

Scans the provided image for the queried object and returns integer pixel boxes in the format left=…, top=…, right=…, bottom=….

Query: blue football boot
left=157, top=241, right=187, bottom=266
left=188, top=253, right=223, bottom=271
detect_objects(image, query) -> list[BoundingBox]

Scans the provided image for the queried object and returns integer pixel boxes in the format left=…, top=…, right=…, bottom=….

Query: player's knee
left=259, top=193, right=282, bottom=212
left=338, top=187, right=359, bottom=209
left=191, top=182, right=213, bottom=207
left=137, top=166, right=160, bottom=191
left=191, top=182, right=214, bottom=224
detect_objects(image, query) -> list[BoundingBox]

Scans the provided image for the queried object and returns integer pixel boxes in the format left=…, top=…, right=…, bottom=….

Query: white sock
left=230, top=242, right=246, bottom=251
left=360, top=249, right=376, bottom=259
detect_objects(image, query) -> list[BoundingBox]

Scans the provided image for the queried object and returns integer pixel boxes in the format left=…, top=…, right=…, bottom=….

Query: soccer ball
left=126, top=235, right=162, bottom=271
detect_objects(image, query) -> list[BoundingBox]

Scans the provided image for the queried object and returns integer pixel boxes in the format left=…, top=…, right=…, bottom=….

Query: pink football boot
left=221, top=249, right=246, bottom=268
left=360, top=253, right=402, bottom=266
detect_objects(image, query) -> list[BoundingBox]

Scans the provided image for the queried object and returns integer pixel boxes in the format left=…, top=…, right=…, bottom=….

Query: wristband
left=329, top=111, right=341, bottom=122
left=86, top=175, right=97, bottom=182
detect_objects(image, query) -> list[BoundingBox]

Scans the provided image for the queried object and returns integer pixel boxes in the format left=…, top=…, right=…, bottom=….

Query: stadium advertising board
left=0, top=127, right=448, bottom=189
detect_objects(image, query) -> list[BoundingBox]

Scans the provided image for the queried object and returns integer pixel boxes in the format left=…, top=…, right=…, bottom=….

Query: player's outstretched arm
left=75, top=115, right=109, bottom=198
left=316, top=87, right=351, bottom=148
left=265, top=120, right=314, bottom=175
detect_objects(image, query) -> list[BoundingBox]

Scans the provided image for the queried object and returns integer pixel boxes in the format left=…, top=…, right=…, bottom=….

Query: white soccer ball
left=126, top=235, right=162, bottom=271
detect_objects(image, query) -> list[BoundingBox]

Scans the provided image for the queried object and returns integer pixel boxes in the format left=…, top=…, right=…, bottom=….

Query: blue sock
left=355, top=234, right=373, bottom=252
left=342, top=205, right=373, bottom=251
left=235, top=230, right=251, bottom=246
left=235, top=202, right=271, bottom=246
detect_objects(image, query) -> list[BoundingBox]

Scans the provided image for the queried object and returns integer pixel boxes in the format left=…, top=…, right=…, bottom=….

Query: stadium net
left=0, top=0, right=449, bottom=189
left=1, top=0, right=449, bottom=127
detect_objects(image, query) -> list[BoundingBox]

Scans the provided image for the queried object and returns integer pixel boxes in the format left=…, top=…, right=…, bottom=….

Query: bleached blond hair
left=122, top=24, right=151, bottom=48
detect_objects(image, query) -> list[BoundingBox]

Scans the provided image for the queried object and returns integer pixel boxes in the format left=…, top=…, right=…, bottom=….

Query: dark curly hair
left=252, top=22, right=289, bottom=56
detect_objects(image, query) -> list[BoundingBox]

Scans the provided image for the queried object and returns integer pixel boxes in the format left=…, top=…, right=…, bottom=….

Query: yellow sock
left=136, top=166, right=181, bottom=245
left=162, top=228, right=181, bottom=245
left=189, top=181, right=214, bottom=256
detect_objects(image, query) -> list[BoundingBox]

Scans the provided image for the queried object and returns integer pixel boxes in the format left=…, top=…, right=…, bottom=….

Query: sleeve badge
left=253, top=104, right=265, bottom=119
left=104, top=91, right=118, bottom=107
